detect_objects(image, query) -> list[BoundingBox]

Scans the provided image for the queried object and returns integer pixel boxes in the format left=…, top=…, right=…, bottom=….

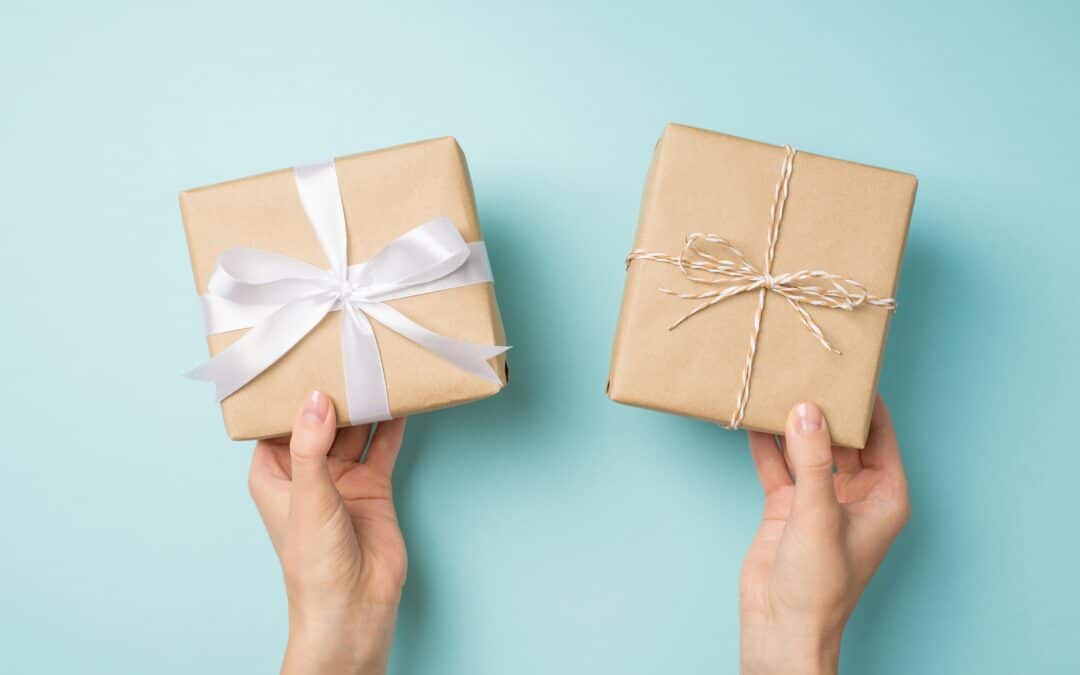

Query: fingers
left=248, top=442, right=290, bottom=550
left=288, top=391, right=341, bottom=519
left=748, top=431, right=792, bottom=495
left=250, top=440, right=289, bottom=484
left=833, top=446, right=862, bottom=474
left=775, top=435, right=796, bottom=477
left=861, top=396, right=904, bottom=473
left=785, top=402, right=839, bottom=510
left=364, top=417, right=407, bottom=477
left=328, top=424, right=372, bottom=462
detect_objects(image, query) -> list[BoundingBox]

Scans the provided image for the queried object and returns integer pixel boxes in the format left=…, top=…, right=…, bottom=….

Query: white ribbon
left=186, top=160, right=509, bottom=424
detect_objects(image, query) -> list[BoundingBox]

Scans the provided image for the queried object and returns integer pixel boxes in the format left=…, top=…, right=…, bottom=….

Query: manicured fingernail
left=302, top=390, right=329, bottom=425
left=795, top=402, right=823, bottom=434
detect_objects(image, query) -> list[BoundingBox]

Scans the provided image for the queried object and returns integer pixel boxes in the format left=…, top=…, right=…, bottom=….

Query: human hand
left=248, top=391, right=407, bottom=675
left=739, top=397, right=910, bottom=675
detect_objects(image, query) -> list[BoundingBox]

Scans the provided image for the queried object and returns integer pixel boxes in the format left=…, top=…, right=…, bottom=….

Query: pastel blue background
left=2, top=1, right=1077, bottom=672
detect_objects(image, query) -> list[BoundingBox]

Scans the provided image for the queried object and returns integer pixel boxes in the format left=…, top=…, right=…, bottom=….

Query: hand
left=248, top=391, right=408, bottom=675
left=739, top=397, right=910, bottom=675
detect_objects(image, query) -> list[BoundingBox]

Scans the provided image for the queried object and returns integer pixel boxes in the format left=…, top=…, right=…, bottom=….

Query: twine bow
left=625, top=145, right=895, bottom=430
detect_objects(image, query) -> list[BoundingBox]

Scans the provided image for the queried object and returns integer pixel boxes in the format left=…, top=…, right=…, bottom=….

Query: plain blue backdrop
left=2, top=1, right=1078, bottom=673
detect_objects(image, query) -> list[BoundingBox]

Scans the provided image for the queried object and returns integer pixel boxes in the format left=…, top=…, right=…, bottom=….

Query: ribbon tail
left=186, top=294, right=336, bottom=401
left=341, top=303, right=393, bottom=424
left=358, top=302, right=509, bottom=384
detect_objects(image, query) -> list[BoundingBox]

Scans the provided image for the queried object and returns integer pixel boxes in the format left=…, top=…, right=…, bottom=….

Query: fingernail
left=302, top=390, right=329, bottom=425
left=795, top=402, right=823, bottom=434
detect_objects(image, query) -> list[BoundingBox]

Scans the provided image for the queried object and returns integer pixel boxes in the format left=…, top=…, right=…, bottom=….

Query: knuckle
left=247, top=465, right=268, bottom=502
left=893, top=498, right=912, bottom=530
left=799, top=461, right=835, bottom=480
left=792, top=446, right=835, bottom=474
left=289, top=450, right=326, bottom=468
left=289, top=433, right=325, bottom=458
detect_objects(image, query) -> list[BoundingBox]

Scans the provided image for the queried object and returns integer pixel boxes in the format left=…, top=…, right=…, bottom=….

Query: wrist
left=283, top=603, right=399, bottom=675
left=741, top=622, right=841, bottom=675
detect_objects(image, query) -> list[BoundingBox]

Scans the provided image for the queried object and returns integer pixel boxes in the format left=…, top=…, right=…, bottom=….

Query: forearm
left=740, top=624, right=841, bottom=675
left=283, top=603, right=399, bottom=675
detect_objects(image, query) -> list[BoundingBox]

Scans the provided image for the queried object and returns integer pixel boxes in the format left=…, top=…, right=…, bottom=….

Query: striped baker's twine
left=625, top=145, right=896, bottom=430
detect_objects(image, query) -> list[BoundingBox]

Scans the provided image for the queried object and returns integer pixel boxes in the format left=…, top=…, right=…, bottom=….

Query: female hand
left=248, top=391, right=408, bottom=675
left=740, top=397, right=910, bottom=675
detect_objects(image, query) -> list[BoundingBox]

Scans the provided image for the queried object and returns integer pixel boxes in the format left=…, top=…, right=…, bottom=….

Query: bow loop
left=208, top=248, right=334, bottom=307
left=346, top=217, right=472, bottom=299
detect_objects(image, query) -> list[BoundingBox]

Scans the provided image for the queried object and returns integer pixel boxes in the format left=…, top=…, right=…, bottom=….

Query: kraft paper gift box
left=607, top=124, right=917, bottom=448
left=181, top=137, right=508, bottom=440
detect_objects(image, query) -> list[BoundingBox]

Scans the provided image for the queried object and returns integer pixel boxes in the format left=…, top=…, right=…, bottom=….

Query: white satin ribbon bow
left=186, top=160, right=508, bottom=424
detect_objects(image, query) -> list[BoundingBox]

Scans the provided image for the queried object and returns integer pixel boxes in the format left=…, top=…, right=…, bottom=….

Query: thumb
left=288, top=390, right=340, bottom=519
left=785, top=402, right=838, bottom=511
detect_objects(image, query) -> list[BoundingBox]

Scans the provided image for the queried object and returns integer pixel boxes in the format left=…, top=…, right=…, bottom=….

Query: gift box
left=181, top=137, right=509, bottom=440
left=607, top=124, right=917, bottom=448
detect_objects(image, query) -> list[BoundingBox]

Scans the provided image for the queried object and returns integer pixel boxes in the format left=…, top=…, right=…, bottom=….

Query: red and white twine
left=625, top=145, right=896, bottom=429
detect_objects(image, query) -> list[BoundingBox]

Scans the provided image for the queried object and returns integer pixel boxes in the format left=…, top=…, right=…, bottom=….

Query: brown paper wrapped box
left=608, top=124, right=916, bottom=448
left=181, top=137, right=507, bottom=440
